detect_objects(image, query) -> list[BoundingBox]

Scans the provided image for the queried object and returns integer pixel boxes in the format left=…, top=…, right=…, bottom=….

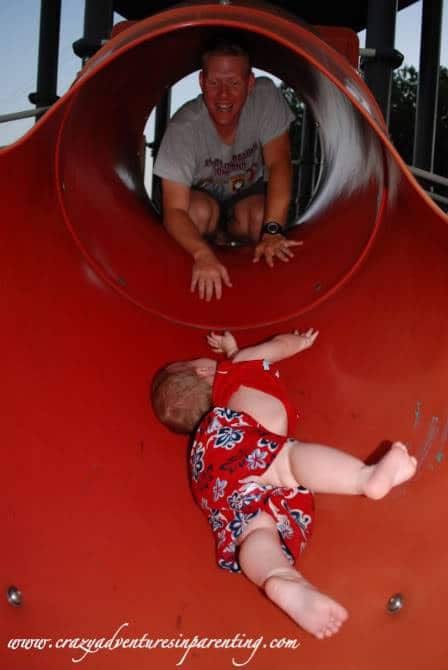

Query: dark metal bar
left=364, top=0, right=398, bottom=125
left=413, top=0, right=444, bottom=171
left=296, top=105, right=317, bottom=214
left=152, top=91, right=172, bottom=158
left=151, top=90, right=172, bottom=202
left=73, top=0, right=114, bottom=61
left=28, top=0, right=62, bottom=112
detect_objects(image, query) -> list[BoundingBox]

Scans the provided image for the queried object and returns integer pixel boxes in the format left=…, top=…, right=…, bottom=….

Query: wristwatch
left=260, top=221, right=286, bottom=239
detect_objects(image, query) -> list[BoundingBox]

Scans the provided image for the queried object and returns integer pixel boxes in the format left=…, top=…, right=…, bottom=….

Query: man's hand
left=253, top=234, right=303, bottom=268
left=207, top=331, right=239, bottom=358
left=191, top=250, right=232, bottom=301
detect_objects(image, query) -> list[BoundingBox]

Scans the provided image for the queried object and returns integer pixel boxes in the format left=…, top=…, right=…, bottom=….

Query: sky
left=0, top=0, right=447, bottom=148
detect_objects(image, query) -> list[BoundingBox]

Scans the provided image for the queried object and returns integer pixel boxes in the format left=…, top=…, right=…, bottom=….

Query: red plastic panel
left=1, top=3, right=447, bottom=670
left=315, top=25, right=360, bottom=67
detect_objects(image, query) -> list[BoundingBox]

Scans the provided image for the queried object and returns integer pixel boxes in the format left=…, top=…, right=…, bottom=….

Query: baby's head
left=151, top=358, right=217, bottom=434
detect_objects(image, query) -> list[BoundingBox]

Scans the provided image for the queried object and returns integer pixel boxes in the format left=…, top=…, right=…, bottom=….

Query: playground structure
left=1, top=3, right=448, bottom=669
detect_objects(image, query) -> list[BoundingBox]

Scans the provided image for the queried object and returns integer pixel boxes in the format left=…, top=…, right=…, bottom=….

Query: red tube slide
left=1, top=3, right=447, bottom=669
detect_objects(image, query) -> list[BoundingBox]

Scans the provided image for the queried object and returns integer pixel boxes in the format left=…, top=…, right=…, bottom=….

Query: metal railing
left=0, top=107, right=50, bottom=124
left=409, top=166, right=448, bottom=189
left=409, top=165, right=448, bottom=210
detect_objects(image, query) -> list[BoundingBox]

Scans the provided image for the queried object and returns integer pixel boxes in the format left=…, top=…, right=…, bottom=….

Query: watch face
left=266, top=222, right=281, bottom=234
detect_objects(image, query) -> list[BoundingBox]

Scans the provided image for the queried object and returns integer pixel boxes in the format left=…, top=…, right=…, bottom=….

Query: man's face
left=199, top=54, right=255, bottom=134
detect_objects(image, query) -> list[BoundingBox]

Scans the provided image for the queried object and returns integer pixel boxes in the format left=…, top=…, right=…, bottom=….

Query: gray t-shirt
left=153, top=77, right=295, bottom=201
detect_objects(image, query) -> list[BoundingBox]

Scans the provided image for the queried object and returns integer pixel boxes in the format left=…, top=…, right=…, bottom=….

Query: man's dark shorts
left=153, top=178, right=266, bottom=231
left=203, top=178, right=267, bottom=230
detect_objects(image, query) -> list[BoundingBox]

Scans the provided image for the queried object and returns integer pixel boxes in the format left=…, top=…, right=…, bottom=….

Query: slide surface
left=1, top=3, right=447, bottom=669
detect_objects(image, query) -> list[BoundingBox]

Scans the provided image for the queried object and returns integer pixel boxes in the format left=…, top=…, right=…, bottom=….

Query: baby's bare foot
left=363, top=442, right=417, bottom=500
left=264, top=573, right=348, bottom=639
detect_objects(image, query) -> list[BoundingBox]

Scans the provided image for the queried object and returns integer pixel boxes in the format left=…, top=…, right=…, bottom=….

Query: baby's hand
left=207, top=331, right=239, bottom=358
left=292, top=328, right=319, bottom=351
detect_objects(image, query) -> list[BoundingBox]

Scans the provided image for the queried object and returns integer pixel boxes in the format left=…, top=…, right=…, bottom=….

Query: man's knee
left=231, top=195, right=265, bottom=241
left=247, top=204, right=264, bottom=241
left=189, top=191, right=220, bottom=236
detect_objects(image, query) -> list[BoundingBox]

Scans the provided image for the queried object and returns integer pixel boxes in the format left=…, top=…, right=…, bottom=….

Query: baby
left=151, top=329, right=417, bottom=639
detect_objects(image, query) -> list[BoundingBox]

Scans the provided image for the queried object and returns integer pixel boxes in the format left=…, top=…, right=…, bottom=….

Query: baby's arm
left=207, top=331, right=239, bottom=358
left=233, top=329, right=318, bottom=363
left=208, top=329, right=319, bottom=363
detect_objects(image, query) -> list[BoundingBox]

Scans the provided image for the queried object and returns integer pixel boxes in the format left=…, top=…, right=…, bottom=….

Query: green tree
left=390, top=64, right=448, bottom=182
left=389, top=65, right=448, bottom=204
left=389, top=65, right=418, bottom=165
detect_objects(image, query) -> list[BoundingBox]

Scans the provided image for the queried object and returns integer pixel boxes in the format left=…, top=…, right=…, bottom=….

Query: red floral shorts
left=190, top=407, right=314, bottom=572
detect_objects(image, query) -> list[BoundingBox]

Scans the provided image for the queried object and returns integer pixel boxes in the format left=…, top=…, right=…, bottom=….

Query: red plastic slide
left=1, top=3, right=447, bottom=669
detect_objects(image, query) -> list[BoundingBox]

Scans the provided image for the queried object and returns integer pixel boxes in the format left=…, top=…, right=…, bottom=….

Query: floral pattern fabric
left=190, top=407, right=314, bottom=573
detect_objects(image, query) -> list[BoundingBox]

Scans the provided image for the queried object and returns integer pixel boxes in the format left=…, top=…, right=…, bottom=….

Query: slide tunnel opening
left=57, top=10, right=391, bottom=330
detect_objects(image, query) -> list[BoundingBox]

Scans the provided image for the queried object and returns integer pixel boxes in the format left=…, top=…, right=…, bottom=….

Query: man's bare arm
left=161, top=179, right=211, bottom=258
left=262, top=131, right=293, bottom=227
left=161, top=179, right=232, bottom=300
left=253, top=132, right=302, bottom=266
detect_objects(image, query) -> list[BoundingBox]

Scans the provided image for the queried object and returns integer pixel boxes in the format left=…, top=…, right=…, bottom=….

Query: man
left=153, top=38, right=300, bottom=301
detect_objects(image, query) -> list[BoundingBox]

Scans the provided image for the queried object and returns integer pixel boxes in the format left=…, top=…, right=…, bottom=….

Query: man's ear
left=199, top=70, right=205, bottom=93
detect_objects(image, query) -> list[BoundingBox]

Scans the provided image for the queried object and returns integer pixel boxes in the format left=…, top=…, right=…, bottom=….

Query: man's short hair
left=201, top=33, right=251, bottom=74
left=151, top=366, right=212, bottom=434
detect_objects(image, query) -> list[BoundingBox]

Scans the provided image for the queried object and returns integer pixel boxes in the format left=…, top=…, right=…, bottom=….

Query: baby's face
left=189, top=357, right=217, bottom=371
left=190, top=358, right=217, bottom=386
left=166, top=358, right=217, bottom=376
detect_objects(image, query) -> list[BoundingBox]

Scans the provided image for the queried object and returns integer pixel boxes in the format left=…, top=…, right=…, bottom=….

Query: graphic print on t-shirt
left=198, top=142, right=261, bottom=199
